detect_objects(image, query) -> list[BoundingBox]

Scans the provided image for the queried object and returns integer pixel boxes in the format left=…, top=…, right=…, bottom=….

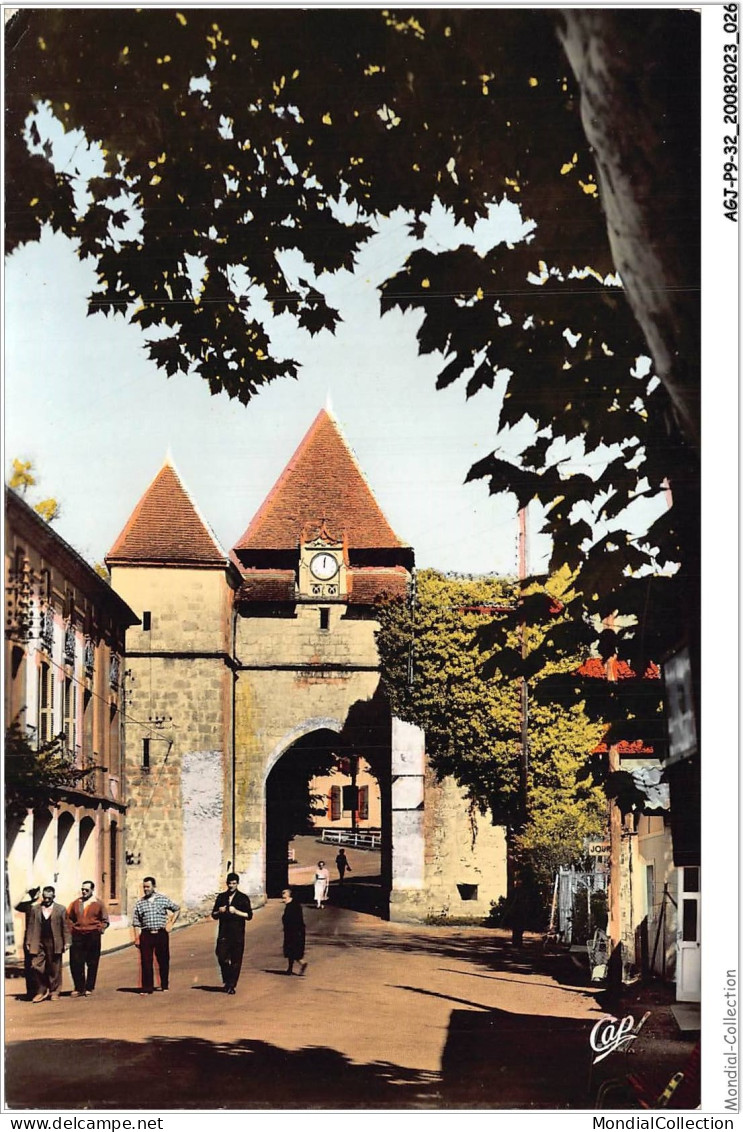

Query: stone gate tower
left=108, top=408, right=507, bottom=921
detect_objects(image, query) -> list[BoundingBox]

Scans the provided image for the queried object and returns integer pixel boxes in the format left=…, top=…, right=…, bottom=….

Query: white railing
left=321, top=829, right=381, bottom=851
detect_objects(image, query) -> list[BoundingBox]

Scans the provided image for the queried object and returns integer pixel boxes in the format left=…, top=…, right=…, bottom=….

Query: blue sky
left=5, top=202, right=554, bottom=576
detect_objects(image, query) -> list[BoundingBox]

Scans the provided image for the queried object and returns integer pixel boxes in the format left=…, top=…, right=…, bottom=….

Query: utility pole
left=605, top=625, right=625, bottom=991
left=518, top=505, right=529, bottom=812
left=510, top=504, right=529, bottom=947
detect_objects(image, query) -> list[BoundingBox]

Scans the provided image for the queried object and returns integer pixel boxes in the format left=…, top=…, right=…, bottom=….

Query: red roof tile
left=577, top=657, right=661, bottom=680
left=348, top=567, right=409, bottom=604
left=234, top=566, right=410, bottom=606
left=233, top=409, right=408, bottom=554
left=592, top=739, right=656, bottom=755
left=236, top=570, right=297, bottom=603
left=106, top=459, right=228, bottom=566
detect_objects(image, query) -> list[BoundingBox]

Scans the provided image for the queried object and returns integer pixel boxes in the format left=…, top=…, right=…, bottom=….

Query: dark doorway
left=265, top=729, right=338, bottom=897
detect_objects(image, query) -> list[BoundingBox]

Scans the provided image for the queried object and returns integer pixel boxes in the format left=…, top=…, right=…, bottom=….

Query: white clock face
left=310, top=552, right=339, bottom=580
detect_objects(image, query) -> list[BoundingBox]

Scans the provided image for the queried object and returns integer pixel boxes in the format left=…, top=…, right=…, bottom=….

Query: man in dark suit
left=15, top=885, right=72, bottom=1002
left=211, top=872, right=252, bottom=993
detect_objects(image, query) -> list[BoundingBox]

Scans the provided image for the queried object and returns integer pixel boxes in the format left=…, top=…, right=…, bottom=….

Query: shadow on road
left=317, top=925, right=597, bottom=999
left=5, top=1037, right=443, bottom=1110
left=290, top=875, right=386, bottom=918
left=441, top=1007, right=593, bottom=1108
left=5, top=1001, right=595, bottom=1110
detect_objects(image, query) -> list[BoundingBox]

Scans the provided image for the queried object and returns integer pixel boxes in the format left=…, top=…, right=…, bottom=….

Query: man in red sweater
left=67, top=881, right=109, bottom=996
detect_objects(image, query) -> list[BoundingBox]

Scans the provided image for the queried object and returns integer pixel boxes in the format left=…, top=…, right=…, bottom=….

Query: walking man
left=15, top=885, right=71, bottom=1002
left=132, top=876, right=180, bottom=995
left=67, top=880, right=109, bottom=996
left=211, top=872, right=253, bottom=993
left=14, top=886, right=40, bottom=998
left=335, top=847, right=352, bottom=885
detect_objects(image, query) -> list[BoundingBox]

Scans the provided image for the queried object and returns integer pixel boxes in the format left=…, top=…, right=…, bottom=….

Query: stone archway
left=264, top=727, right=340, bottom=896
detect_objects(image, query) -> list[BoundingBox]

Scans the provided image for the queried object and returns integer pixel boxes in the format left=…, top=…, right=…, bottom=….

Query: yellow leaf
left=421, top=278, right=430, bottom=289
left=251, top=38, right=259, bottom=49
left=322, top=112, right=332, bottom=125
left=579, top=181, right=597, bottom=195
left=29, top=197, right=39, bottom=207
left=528, top=76, right=539, bottom=87
left=176, top=12, right=187, bottom=26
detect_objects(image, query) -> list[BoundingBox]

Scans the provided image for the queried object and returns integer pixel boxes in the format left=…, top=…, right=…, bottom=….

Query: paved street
left=6, top=841, right=606, bottom=1111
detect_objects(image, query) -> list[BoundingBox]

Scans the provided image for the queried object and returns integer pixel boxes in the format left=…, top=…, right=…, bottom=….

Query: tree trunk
left=555, top=10, right=700, bottom=451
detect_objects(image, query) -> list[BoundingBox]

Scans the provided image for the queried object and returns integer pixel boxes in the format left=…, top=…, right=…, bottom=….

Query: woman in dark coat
left=281, top=888, right=307, bottom=976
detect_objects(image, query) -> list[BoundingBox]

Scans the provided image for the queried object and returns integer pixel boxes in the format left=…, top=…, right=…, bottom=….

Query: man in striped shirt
left=132, top=877, right=180, bottom=995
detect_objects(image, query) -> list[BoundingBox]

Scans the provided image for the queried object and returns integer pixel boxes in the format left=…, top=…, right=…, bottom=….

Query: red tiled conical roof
left=106, top=459, right=228, bottom=566
left=233, top=408, right=408, bottom=554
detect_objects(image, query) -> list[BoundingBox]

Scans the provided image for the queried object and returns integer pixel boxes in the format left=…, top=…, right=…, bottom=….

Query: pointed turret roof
left=106, top=458, right=229, bottom=567
left=233, top=408, right=409, bottom=555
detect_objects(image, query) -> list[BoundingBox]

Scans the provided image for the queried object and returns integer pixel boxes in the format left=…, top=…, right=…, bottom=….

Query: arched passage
left=265, top=728, right=339, bottom=897
left=264, top=704, right=391, bottom=916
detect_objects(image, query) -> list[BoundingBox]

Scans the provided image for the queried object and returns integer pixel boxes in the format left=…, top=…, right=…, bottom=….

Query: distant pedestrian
left=211, top=872, right=253, bottom=994
left=132, top=876, right=180, bottom=995
left=313, top=861, right=330, bottom=908
left=67, top=880, right=109, bottom=996
left=281, top=888, right=307, bottom=976
left=15, top=885, right=71, bottom=1002
left=335, top=847, right=352, bottom=885
left=14, top=886, right=40, bottom=998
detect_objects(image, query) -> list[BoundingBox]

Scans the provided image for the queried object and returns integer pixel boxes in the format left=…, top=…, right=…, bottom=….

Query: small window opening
left=319, top=608, right=330, bottom=630
left=457, top=883, right=479, bottom=902
left=142, top=737, right=150, bottom=770
left=142, top=611, right=151, bottom=631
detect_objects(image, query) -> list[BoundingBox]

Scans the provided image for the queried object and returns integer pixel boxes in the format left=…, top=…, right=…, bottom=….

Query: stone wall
left=233, top=665, right=381, bottom=902
left=123, top=654, right=232, bottom=912
left=111, top=565, right=234, bottom=914
left=235, top=602, right=379, bottom=668
left=389, top=729, right=508, bottom=923
left=109, top=572, right=508, bottom=924
left=115, top=566, right=233, bottom=654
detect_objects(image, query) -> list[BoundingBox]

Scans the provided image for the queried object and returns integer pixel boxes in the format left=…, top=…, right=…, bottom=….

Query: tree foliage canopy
left=376, top=569, right=606, bottom=849
left=8, top=458, right=61, bottom=522
left=5, top=9, right=700, bottom=687
left=5, top=721, right=98, bottom=826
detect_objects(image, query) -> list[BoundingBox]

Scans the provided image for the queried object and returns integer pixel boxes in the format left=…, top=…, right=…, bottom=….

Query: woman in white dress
left=313, top=861, right=330, bottom=908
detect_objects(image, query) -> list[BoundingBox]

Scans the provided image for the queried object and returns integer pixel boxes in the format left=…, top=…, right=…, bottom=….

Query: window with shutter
left=359, top=785, right=369, bottom=821
left=330, top=785, right=341, bottom=821
left=38, top=661, right=53, bottom=746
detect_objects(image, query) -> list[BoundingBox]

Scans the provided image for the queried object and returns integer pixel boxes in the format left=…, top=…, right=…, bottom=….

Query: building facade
left=107, top=409, right=507, bottom=922
left=5, top=488, right=139, bottom=955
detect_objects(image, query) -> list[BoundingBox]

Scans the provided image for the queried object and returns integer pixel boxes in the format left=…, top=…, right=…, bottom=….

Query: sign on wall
left=663, top=646, right=698, bottom=765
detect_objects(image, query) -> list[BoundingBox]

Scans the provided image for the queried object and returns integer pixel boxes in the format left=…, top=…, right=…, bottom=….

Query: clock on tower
left=298, top=526, right=347, bottom=599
